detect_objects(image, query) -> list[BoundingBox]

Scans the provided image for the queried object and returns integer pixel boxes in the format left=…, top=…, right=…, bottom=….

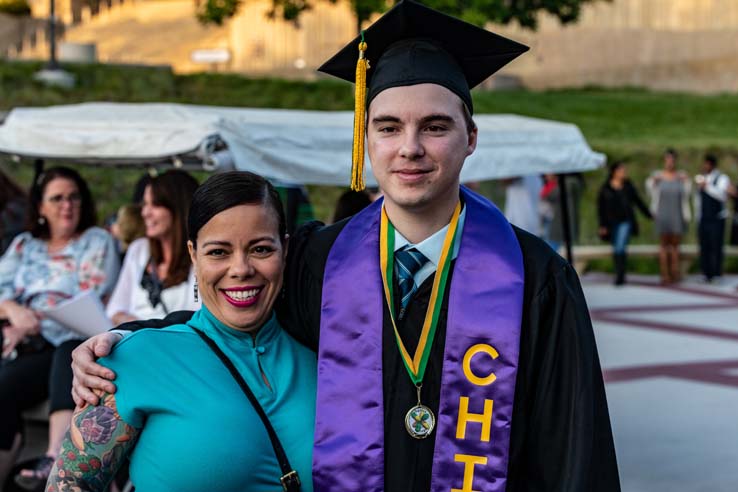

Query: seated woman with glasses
left=105, top=171, right=200, bottom=325
left=0, top=167, right=119, bottom=490
left=48, top=171, right=316, bottom=492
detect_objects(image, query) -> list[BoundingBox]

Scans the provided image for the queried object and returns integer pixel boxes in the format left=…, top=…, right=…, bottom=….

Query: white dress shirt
left=393, top=205, right=467, bottom=288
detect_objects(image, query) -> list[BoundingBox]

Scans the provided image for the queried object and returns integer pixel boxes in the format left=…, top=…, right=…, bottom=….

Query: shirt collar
left=193, top=303, right=280, bottom=347
left=393, top=204, right=467, bottom=265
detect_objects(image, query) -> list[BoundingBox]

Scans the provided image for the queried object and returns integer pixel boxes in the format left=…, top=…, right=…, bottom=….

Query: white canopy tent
left=0, top=102, right=605, bottom=184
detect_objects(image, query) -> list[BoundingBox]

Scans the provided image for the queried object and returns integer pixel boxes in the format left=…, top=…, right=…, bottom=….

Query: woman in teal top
left=47, top=171, right=316, bottom=492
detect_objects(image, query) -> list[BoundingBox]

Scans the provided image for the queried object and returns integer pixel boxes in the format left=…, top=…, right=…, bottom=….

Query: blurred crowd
left=501, top=149, right=738, bottom=286
left=596, top=151, right=737, bottom=286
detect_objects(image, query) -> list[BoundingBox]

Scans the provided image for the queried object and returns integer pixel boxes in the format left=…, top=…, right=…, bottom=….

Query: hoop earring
left=193, top=279, right=199, bottom=303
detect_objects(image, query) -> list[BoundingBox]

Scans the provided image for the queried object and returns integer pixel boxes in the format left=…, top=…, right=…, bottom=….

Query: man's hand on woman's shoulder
left=71, top=332, right=122, bottom=406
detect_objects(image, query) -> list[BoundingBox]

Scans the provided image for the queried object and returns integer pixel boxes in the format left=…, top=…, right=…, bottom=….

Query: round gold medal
left=405, top=404, right=435, bottom=439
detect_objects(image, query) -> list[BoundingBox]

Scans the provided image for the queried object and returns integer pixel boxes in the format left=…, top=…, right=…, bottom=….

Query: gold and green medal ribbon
left=380, top=202, right=462, bottom=385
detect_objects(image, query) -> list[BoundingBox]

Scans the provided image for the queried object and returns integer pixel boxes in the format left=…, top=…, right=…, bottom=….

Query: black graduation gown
left=276, top=219, right=621, bottom=492
left=122, top=219, right=620, bottom=492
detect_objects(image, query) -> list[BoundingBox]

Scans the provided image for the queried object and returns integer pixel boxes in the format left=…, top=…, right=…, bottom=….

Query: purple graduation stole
left=313, top=187, right=524, bottom=492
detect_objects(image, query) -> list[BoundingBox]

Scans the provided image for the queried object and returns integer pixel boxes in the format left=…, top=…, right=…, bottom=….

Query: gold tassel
left=351, top=35, right=369, bottom=191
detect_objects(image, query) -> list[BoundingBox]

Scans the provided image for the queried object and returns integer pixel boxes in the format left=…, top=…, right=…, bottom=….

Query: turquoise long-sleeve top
left=99, top=305, right=316, bottom=492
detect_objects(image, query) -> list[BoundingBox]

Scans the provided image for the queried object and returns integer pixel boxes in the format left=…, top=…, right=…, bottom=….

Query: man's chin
left=385, top=193, right=432, bottom=213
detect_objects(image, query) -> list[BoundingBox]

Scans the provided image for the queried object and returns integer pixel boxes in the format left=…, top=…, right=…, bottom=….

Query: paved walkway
left=584, top=273, right=738, bottom=492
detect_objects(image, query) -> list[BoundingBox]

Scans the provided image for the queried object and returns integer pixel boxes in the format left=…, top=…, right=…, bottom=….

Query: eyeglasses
left=45, top=193, right=82, bottom=205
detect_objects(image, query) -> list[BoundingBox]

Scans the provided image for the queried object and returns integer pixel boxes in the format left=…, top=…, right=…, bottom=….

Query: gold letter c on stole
left=457, top=344, right=498, bottom=441
left=462, top=344, right=499, bottom=386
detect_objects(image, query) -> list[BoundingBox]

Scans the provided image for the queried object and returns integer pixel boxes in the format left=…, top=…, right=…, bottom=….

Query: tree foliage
left=422, top=0, right=597, bottom=29
left=196, top=0, right=602, bottom=29
left=0, top=0, right=31, bottom=17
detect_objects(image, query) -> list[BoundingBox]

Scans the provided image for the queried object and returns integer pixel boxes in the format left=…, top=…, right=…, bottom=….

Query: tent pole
left=558, top=174, right=574, bottom=264
left=32, top=159, right=45, bottom=190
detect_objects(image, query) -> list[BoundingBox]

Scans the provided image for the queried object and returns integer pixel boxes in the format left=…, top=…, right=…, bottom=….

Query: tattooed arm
left=47, top=391, right=140, bottom=491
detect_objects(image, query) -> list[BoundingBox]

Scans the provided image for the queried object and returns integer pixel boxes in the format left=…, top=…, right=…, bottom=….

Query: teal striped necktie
left=394, top=245, right=429, bottom=319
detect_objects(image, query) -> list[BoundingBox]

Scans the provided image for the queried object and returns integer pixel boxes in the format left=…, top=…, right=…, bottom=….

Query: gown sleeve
left=508, top=231, right=621, bottom=492
left=276, top=220, right=325, bottom=352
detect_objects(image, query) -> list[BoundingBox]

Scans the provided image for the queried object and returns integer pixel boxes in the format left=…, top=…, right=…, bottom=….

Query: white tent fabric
left=0, top=103, right=605, bottom=184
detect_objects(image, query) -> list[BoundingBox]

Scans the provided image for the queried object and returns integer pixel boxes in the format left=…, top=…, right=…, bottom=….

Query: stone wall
left=497, top=27, right=738, bottom=92
left=489, top=0, right=738, bottom=92
left=8, top=0, right=738, bottom=92
left=228, top=0, right=355, bottom=77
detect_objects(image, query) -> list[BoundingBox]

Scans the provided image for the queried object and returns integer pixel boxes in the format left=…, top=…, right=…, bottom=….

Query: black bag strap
left=190, top=327, right=301, bottom=492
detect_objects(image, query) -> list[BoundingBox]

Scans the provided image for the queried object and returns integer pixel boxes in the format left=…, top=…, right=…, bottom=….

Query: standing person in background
left=540, top=173, right=585, bottom=252
left=106, top=170, right=200, bottom=325
left=503, top=174, right=543, bottom=235
left=695, top=154, right=731, bottom=283
left=0, top=167, right=119, bottom=490
left=646, top=149, right=691, bottom=284
left=539, top=174, right=559, bottom=250
left=598, top=162, right=652, bottom=286
left=0, top=170, right=28, bottom=255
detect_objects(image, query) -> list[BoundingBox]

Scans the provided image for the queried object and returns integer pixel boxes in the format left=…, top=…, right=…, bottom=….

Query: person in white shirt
left=694, top=154, right=731, bottom=281
left=503, top=175, right=543, bottom=235
left=106, top=171, right=200, bottom=323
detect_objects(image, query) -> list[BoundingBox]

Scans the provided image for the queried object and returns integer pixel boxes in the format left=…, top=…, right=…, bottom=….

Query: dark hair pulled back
left=188, top=171, right=286, bottom=247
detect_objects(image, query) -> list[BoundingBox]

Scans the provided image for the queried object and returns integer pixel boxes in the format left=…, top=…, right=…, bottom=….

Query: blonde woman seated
left=110, top=203, right=146, bottom=259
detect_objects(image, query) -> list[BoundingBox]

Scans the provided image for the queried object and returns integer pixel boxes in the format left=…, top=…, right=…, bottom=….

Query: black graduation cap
left=318, top=0, right=529, bottom=115
left=317, top=0, right=529, bottom=191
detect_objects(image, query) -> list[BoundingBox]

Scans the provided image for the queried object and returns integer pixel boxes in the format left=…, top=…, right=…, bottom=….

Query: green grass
left=474, top=88, right=738, bottom=155
left=2, top=60, right=738, bottom=272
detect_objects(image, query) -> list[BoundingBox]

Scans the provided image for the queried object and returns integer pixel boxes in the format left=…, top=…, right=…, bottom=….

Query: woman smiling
left=47, top=172, right=316, bottom=492
left=106, top=170, right=200, bottom=325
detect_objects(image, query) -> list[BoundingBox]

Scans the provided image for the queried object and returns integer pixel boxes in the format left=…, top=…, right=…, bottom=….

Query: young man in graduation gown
left=71, top=2, right=620, bottom=490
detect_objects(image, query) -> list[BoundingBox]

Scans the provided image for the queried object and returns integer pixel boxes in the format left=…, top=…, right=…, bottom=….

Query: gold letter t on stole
left=451, top=454, right=488, bottom=492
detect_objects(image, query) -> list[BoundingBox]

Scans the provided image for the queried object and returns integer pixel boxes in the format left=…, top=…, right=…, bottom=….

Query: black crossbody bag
left=190, top=327, right=302, bottom=492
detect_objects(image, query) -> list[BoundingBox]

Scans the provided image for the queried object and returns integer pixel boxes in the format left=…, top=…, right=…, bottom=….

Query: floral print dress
left=0, top=227, right=120, bottom=346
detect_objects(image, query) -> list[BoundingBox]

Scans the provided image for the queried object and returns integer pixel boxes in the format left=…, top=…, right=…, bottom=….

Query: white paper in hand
left=42, top=290, right=113, bottom=338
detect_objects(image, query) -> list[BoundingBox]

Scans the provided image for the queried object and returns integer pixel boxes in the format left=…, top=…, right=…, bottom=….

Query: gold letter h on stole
left=451, top=344, right=498, bottom=492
